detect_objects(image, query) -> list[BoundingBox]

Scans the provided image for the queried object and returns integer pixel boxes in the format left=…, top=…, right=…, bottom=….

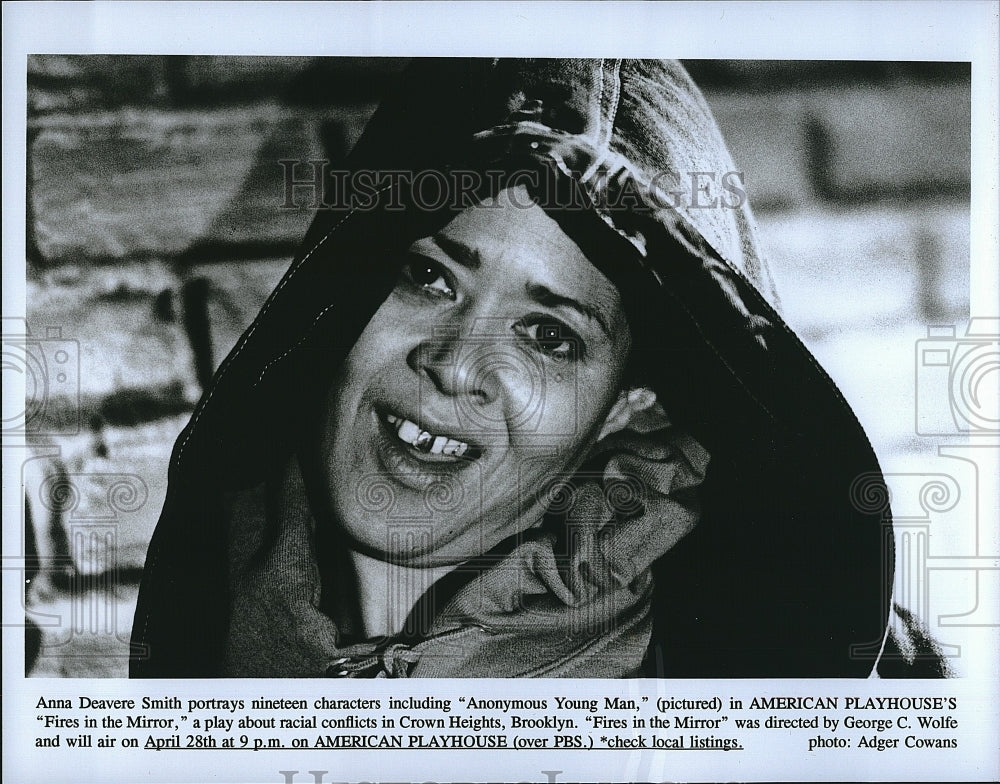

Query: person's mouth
left=379, top=411, right=483, bottom=461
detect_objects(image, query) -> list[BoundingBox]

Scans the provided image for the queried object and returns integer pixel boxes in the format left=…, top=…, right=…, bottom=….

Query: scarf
left=224, top=408, right=709, bottom=677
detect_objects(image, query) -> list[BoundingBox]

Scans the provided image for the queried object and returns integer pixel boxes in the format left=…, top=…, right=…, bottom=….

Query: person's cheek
left=358, top=305, right=413, bottom=377
left=502, top=368, right=573, bottom=448
left=574, top=367, right=621, bottom=439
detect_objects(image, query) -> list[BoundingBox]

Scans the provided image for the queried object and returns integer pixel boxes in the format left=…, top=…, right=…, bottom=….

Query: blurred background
left=20, top=57, right=976, bottom=676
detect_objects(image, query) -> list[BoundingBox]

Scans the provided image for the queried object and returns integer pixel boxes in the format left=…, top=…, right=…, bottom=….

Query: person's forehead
left=425, top=186, right=626, bottom=325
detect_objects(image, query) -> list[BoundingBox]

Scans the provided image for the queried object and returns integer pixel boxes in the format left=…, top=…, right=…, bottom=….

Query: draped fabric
left=132, top=60, right=902, bottom=678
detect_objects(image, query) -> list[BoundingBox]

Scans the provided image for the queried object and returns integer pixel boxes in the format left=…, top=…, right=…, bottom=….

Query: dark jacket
left=131, top=59, right=932, bottom=678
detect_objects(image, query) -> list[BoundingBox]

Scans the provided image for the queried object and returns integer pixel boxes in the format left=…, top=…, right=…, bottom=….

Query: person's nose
left=407, top=324, right=502, bottom=407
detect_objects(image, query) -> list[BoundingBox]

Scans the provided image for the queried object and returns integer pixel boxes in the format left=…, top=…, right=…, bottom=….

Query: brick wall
left=21, top=57, right=971, bottom=676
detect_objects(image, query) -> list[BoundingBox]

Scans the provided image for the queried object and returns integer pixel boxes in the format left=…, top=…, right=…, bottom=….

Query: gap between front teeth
left=386, top=414, right=468, bottom=456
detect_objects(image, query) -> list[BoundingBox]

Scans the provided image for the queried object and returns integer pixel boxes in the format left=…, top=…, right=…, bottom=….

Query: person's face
left=318, top=186, right=633, bottom=566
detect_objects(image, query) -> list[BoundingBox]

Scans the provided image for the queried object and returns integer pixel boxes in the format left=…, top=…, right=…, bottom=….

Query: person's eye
left=514, top=319, right=582, bottom=362
left=399, top=256, right=455, bottom=299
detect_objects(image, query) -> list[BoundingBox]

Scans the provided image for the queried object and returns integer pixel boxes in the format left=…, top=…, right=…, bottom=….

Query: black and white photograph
left=4, top=2, right=998, bottom=783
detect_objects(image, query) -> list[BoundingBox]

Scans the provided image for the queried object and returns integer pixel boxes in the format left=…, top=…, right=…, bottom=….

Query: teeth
left=445, top=441, right=468, bottom=457
left=385, top=414, right=470, bottom=457
left=415, top=430, right=435, bottom=451
left=397, top=419, right=421, bottom=444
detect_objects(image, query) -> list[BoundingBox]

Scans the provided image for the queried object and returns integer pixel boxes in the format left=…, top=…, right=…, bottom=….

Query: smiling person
left=131, top=59, right=940, bottom=678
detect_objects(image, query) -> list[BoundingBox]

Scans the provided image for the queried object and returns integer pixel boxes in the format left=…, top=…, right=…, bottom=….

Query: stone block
left=23, top=415, right=188, bottom=678
left=29, top=106, right=341, bottom=264
left=28, top=55, right=173, bottom=114
left=706, top=91, right=815, bottom=210
left=27, top=262, right=198, bottom=402
left=809, top=83, right=970, bottom=200
left=759, top=201, right=970, bottom=338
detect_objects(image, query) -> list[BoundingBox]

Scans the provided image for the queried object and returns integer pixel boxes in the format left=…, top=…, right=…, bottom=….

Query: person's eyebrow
left=526, top=282, right=612, bottom=340
left=430, top=234, right=481, bottom=269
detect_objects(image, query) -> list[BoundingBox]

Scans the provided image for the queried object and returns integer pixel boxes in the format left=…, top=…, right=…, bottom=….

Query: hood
left=131, top=59, right=892, bottom=678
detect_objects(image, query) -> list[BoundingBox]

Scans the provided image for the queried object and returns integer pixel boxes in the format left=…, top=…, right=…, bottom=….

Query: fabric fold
left=225, top=414, right=709, bottom=677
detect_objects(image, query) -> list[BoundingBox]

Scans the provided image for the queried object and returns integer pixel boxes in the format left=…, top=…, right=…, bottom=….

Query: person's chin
left=333, top=406, right=520, bottom=562
left=340, top=517, right=474, bottom=567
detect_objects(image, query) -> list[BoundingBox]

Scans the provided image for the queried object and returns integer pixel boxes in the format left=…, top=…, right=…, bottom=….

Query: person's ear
left=597, top=386, right=665, bottom=441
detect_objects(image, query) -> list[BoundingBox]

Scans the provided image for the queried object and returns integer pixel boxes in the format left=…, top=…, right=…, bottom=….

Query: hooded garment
left=131, top=59, right=935, bottom=678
